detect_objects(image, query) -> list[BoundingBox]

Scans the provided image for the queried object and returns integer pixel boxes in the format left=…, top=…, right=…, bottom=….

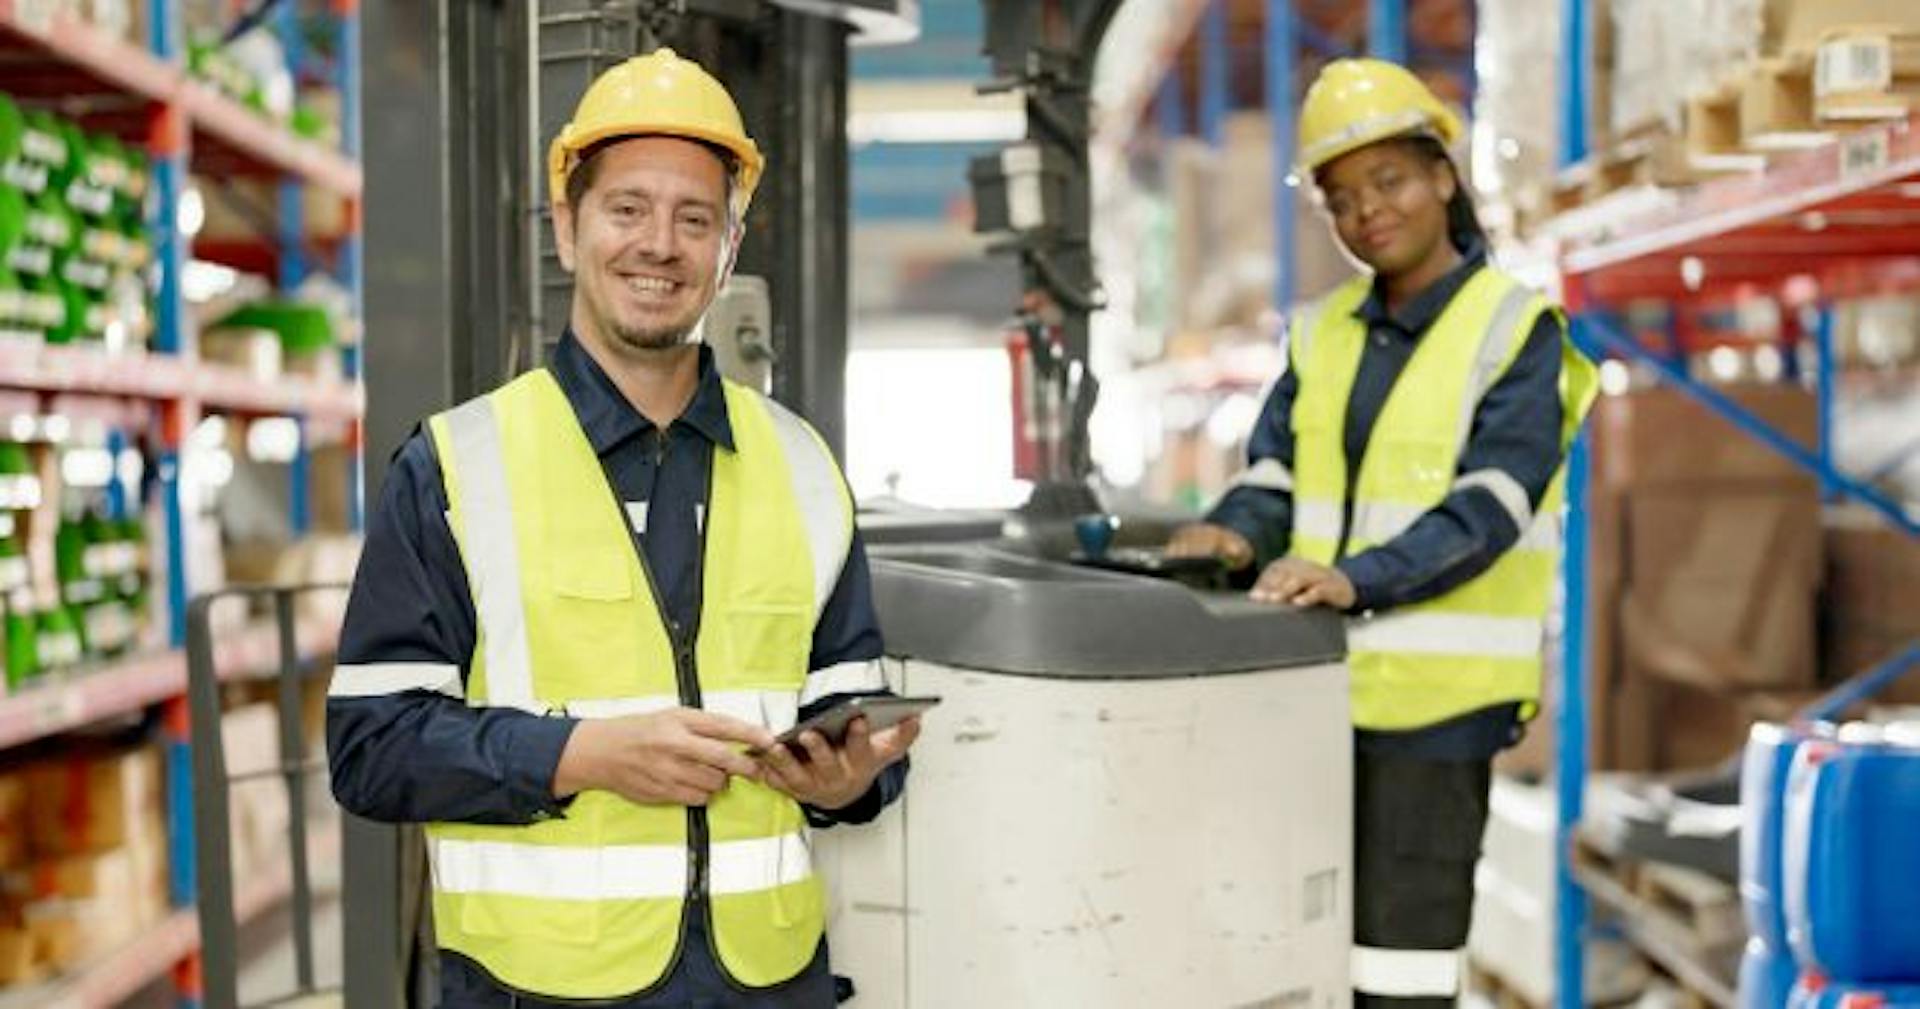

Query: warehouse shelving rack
left=0, top=2, right=362, bottom=1006
left=1552, top=1, right=1920, bottom=1004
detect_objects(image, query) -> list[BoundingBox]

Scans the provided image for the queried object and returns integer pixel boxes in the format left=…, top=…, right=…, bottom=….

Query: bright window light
left=847, top=347, right=1027, bottom=509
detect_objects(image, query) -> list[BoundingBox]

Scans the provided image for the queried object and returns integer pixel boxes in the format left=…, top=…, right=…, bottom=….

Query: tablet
left=750, top=695, right=941, bottom=756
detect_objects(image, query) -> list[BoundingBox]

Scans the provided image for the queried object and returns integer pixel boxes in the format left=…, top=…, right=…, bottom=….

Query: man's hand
left=1251, top=556, right=1357, bottom=610
left=758, top=716, right=920, bottom=811
left=1166, top=523, right=1256, bottom=571
left=552, top=708, right=776, bottom=807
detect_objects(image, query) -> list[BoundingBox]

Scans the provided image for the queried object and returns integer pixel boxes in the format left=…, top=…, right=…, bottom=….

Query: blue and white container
left=1743, top=936, right=1802, bottom=1009
left=1743, top=723, right=1824, bottom=948
left=1783, top=725, right=1920, bottom=983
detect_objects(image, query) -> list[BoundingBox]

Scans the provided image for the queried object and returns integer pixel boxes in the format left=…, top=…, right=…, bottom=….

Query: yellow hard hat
left=546, top=48, right=765, bottom=217
left=1295, top=58, right=1463, bottom=175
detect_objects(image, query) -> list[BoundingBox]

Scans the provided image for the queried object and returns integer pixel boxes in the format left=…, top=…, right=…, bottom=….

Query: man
left=1169, top=59, right=1597, bottom=1006
left=328, top=49, right=918, bottom=1008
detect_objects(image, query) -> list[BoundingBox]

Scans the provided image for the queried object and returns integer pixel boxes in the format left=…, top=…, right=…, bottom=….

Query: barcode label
left=1817, top=37, right=1893, bottom=96
left=1840, top=128, right=1893, bottom=182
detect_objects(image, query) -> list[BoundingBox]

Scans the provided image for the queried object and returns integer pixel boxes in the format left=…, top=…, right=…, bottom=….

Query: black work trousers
left=1352, top=749, right=1494, bottom=1008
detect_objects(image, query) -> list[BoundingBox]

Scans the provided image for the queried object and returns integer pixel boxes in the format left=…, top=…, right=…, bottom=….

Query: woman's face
left=1316, top=140, right=1456, bottom=277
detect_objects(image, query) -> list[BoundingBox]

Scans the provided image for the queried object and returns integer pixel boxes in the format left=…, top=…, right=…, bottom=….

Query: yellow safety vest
left=1289, top=267, right=1597, bottom=731
left=422, top=368, right=856, bottom=998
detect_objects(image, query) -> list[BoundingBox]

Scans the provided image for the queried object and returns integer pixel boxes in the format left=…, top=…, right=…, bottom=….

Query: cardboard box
left=1766, top=0, right=1920, bottom=56
left=1814, top=29, right=1920, bottom=121
left=24, top=746, right=163, bottom=857
left=0, top=922, right=34, bottom=984
left=1651, top=678, right=1826, bottom=770
left=0, top=775, right=26, bottom=872
left=1591, top=386, right=1818, bottom=492
left=1821, top=506, right=1920, bottom=704
left=224, top=704, right=290, bottom=880
left=1618, top=485, right=1821, bottom=689
left=1623, top=578, right=1819, bottom=690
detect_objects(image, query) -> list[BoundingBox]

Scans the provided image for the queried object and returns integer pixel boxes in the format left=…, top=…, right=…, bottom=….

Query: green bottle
left=117, top=516, right=146, bottom=599
left=20, top=272, right=64, bottom=333
left=25, top=188, right=74, bottom=250
left=0, top=100, right=67, bottom=195
left=0, top=269, right=25, bottom=337
left=55, top=506, right=102, bottom=609
left=56, top=123, right=112, bottom=220
left=0, top=442, right=38, bottom=511
left=58, top=252, right=109, bottom=294
left=82, top=512, right=131, bottom=656
left=4, top=587, right=37, bottom=689
left=35, top=604, right=82, bottom=670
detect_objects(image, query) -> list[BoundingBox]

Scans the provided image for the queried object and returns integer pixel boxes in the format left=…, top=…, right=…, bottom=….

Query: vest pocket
left=716, top=603, right=811, bottom=682
left=548, top=545, right=634, bottom=601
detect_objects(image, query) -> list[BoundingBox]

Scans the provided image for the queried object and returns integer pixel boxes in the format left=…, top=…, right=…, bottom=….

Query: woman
left=1168, top=59, right=1597, bottom=1007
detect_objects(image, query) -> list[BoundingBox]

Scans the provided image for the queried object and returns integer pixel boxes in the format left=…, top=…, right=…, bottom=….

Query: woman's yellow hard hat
left=1296, top=58, right=1463, bottom=175
left=546, top=48, right=764, bottom=216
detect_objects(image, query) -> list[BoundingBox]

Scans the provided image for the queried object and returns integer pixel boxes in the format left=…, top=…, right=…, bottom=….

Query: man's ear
left=553, top=200, right=578, bottom=274
left=716, top=222, right=743, bottom=285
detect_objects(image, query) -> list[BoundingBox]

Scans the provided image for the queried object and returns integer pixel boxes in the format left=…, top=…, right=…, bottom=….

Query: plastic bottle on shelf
left=0, top=99, right=68, bottom=195
left=0, top=269, right=37, bottom=343
left=116, top=515, right=147, bottom=645
left=54, top=122, right=113, bottom=220
left=3, top=584, right=36, bottom=689
left=56, top=504, right=104, bottom=614
left=19, top=271, right=67, bottom=336
left=0, top=443, right=39, bottom=511
left=35, top=601, right=84, bottom=671
left=79, top=510, right=129, bottom=657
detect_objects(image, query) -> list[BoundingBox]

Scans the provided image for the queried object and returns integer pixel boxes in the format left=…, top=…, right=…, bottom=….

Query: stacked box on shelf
left=0, top=743, right=169, bottom=983
left=1591, top=386, right=1824, bottom=771
left=1823, top=507, right=1920, bottom=706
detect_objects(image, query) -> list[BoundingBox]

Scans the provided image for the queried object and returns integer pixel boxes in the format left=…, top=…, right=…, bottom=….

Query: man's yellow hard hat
left=546, top=48, right=765, bottom=217
left=1295, top=58, right=1463, bottom=175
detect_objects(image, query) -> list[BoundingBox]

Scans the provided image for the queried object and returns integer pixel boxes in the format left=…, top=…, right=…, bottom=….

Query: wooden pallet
left=1633, top=862, right=1746, bottom=950
left=1467, top=961, right=1544, bottom=1009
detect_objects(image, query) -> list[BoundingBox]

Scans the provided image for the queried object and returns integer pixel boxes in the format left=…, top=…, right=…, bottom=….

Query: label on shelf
left=18, top=129, right=63, bottom=169
left=0, top=476, right=42, bottom=511
left=1816, top=36, right=1894, bottom=97
left=6, top=245, right=50, bottom=278
left=62, top=182, right=113, bottom=219
left=1, top=160, right=47, bottom=195
left=1840, top=128, right=1893, bottom=183
left=37, top=632, right=80, bottom=668
left=24, top=211, right=70, bottom=249
left=0, top=557, right=26, bottom=592
left=60, top=257, right=109, bottom=292
left=85, top=603, right=129, bottom=653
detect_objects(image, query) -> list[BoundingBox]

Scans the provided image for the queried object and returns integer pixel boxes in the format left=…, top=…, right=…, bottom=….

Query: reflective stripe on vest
left=1289, top=267, right=1597, bottom=730
left=442, top=396, right=539, bottom=713
left=432, top=832, right=814, bottom=900
left=423, top=369, right=851, bottom=998
left=327, top=661, right=463, bottom=699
